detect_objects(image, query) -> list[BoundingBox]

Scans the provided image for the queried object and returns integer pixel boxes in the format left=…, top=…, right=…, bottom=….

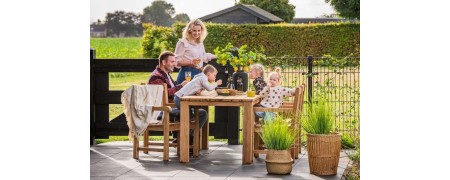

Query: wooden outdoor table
left=179, top=94, right=261, bottom=164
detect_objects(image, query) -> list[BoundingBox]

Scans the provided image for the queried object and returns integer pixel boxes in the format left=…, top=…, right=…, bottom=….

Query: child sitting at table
left=249, top=63, right=267, bottom=95
left=174, top=64, right=222, bottom=109
left=255, top=67, right=296, bottom=122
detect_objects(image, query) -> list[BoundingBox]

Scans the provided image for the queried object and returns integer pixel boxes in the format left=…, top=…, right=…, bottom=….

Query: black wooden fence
left=90, top=49, right=360, bottom=145
left=90, top=49, right=241, bottom=145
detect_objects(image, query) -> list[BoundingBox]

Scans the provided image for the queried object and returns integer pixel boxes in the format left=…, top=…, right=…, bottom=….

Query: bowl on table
left=216, top=88, right=235, bottom=96
left=228, top=89, right=237, bottom=96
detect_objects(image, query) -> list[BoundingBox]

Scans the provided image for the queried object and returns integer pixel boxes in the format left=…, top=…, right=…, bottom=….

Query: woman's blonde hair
left=250, top=63, right=265, bottom=78
left=182, top=19, right=208, bottom=43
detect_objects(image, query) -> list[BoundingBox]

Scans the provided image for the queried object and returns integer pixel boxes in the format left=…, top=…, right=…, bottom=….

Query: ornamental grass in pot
left=302, top=98, right=341, bottom=175
left=259, top=113, right=299, bottom=175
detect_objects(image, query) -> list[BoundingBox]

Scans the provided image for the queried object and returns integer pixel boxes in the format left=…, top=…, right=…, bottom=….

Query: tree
left=239, top=0, right=295, bottom=23
left=325, top=0, right=359, bottom=19
left=104, top=11, right=142, bottom=37
left=173, top=13, right=190, bottom=23
left=142, top=0, right=175, bottom=27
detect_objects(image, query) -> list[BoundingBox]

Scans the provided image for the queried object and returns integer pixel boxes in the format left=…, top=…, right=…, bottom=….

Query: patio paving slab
left=91, top=141, right=350, bottom=179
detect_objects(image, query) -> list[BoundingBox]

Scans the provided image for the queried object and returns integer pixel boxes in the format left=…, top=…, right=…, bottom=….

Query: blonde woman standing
left=175, top=19, right=217, bottom=84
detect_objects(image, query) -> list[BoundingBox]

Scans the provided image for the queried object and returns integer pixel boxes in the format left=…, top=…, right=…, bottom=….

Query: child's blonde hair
left=268, top=67, right=282, bottom=84
left=203, top=64, right=218, bottom=75
left=250, top=63, right=265, bottom=78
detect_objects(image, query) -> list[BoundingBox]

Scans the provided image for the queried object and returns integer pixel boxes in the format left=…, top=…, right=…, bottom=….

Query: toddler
left=174, top=64, right=222, bottom=108
left=249, top=63, right=267, bottom=95
left=255, top=67, right=296, bottom=122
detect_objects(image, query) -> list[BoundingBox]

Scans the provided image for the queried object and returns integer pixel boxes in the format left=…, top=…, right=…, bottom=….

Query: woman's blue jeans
left=176, top=66, right=201, bottom=84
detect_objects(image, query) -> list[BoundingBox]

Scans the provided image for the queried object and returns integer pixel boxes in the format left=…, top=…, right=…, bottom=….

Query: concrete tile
left=90, top=152, right=116, bottom=159
left=235, top=164, right=268, bottom=172
left=212, top=145, right=242, bottom=152
left=286, top=172, right=344, bottom=180
left=283, top=172, right=320, bottom=180
left=170, top=177, right=227, bottom=180
left=196, top=159, right=243, bottom=165
left=90, top=176, right=115, bottom=180
left=202, top=152, right=242, bottom=159
left=90, top=164, right=133, bottom=177
left=192, top=164, right=241, bottom=171
left=90, top=159, right=140, bottom=177
left=90, top=148, right=124, bottom=154
left=292, top=161, right=310, bottom=173
left=173, top=170, right=234, bottom=177
left=225, top=178, right=282, bottom=180
left=120, top=168, right=182, bottom=177
left=91, top=158, right=105, bottom=165
left=137, top=162, right=195, bottom=171
left=228, top=170, right=285, bottom=178
left=114, top=176, right=170, bottom=180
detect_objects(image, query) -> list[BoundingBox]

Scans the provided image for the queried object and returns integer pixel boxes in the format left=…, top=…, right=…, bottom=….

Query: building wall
left=206, top=9, right=262, bottom=24
left=90, top=31, right=107, bottom=37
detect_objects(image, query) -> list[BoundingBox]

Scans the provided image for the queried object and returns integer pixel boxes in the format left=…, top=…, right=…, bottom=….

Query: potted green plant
left=259, top=113, right=299, bottom=175
left=302, top=98, right=341, bottom=175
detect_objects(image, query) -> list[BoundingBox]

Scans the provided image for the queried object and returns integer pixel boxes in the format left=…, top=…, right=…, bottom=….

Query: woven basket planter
left=306, top=133, right=341, bottom=175
left=265, top=150, right=294, bottom=175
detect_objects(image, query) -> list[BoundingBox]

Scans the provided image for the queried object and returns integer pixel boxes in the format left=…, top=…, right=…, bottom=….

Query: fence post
left=307, top=55, right=313, bottom=103
left=90, top=48, right=96, bottom=146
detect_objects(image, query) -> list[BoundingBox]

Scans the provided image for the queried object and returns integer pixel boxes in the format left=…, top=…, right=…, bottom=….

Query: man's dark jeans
left=156, top=107, right=208, bottom=138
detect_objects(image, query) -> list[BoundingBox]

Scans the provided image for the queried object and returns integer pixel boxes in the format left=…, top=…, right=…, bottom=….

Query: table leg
left=201, top=106, right=209, bottom=149
left=193, top=107, right=199, bottom=158
left=242, top=102, right=254, bottom=164
left=180, top=101, right=190, bottom=163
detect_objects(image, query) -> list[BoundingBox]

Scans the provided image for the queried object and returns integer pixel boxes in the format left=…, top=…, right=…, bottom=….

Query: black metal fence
left=262, top=56, right=360, bottom=137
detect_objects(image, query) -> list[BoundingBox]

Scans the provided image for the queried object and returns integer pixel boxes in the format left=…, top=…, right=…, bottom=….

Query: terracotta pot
left=265, top=149, right=293, bottom=175
left=306, top=133, right=341, bottom=175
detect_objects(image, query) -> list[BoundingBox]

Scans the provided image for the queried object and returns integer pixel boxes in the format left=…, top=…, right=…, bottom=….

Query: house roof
left=291, top=18, right=346, bottom=24
left=200, top=4, right=283, bottom=23
left=90, top=24, right=106, bottom=32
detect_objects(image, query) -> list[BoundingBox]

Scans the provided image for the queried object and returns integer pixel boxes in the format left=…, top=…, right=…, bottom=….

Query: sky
left=90, top=0, right=336, bottom=23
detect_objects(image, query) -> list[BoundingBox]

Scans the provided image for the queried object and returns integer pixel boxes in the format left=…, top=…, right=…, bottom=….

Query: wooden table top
left=180, top=94, right=261, bottom=102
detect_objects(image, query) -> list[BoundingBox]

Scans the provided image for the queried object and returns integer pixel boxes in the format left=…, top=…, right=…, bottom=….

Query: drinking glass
left=193, top=57, right=201, bottom=67
left=185, top=71, right=192, bottom=82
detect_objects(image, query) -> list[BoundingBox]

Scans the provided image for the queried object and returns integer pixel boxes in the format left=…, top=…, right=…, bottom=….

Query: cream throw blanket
left=121, top=85, right=163, bottom=140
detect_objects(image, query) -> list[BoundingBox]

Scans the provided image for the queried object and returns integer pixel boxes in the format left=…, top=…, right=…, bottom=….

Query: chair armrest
left=153, top=106, right=172, bottom=112
left=253, top=107, right=294, bottom=113
left=165, top=102, right=177, bottom=108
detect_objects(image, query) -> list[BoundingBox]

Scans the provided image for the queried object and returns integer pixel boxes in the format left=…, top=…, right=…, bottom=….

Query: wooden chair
left=133, top=84, right=200, bottom=160
left=253, top=83, right=306, bottom=159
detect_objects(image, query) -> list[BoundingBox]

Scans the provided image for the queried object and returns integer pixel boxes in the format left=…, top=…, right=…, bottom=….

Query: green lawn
left=91, top=37, right=143, bottom=58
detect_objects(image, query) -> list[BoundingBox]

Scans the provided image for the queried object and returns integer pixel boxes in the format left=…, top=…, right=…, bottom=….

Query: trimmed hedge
left=142, top=24, right=178, bottom=58
left=143, top=22, right=359, bottom=58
